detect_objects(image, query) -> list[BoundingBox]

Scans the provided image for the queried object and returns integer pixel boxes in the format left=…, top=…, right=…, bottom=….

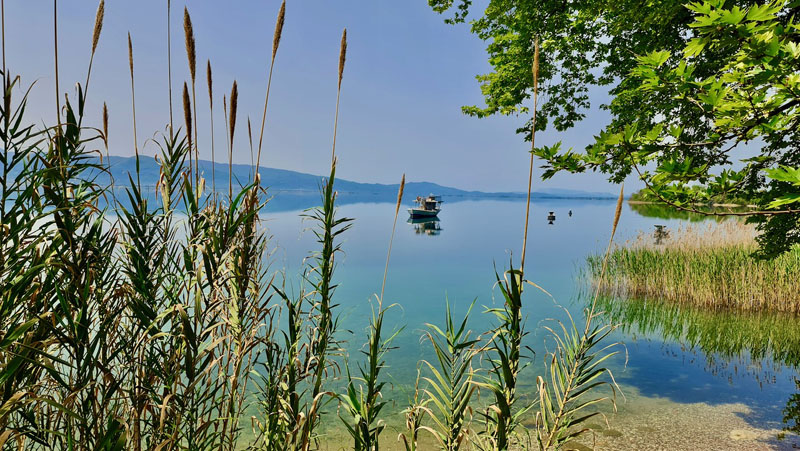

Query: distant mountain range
left=100, top=156, right=617, bottom=201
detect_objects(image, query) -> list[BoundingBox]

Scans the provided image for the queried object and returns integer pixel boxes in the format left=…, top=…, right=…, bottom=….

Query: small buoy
left=546, top=211, right=556, bottom=223
left=568, top=210, right=573, bottom=217
left=654, top=224, right=669, bottom=244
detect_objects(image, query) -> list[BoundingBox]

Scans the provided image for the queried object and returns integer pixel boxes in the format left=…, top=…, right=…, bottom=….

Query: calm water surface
left=262, top=195, right=800, bottom=449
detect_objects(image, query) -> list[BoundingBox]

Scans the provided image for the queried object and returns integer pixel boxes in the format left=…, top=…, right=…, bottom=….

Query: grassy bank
left=588, top=222, right=800, bottom=314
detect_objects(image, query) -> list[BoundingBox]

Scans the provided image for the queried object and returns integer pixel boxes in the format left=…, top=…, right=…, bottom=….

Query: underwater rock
left=729, top=429, right=761, bottom=440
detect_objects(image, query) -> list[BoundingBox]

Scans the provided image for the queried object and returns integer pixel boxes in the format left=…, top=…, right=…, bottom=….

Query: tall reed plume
left=84, top=0, right=104, bottom=94
left=128, top=32, right=140, bottom=187
left=256, top=0, right=285, bottom=172
left=2, top=0, right=6, bottom=77
left=167, top=0, right=173, bottom=130
left=520, top=38, right=539, bottom=275
left=183, top=81, right=192, bottom=163
left=184, top=7, right=199, bottom=184
left=102, top=102, right=112, bottom=189
left=339, top=175, right=405, bottom=450
left=247, top=117, right=254, bottom=171
left=207, top=59, right=216, bottom=192
left=53, top=0, right=60, bottom=127
left=380, top=174, right=404, bottom=304
left=228, top=81, right=238, bottom=198
left=299, top=30, right=354, bottom=447
left=331, top=28, right=346, bottom=165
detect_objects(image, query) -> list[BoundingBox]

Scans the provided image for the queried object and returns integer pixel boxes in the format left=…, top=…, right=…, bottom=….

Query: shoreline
left=627, top=200, right=758, bottom=208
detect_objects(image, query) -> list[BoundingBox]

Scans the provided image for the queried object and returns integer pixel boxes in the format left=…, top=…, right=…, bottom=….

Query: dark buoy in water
left=654, top=224, right=669, bottom=244
left=547, top=211, right=556, bottom=224
left=568, top=210, right=573, bottom=217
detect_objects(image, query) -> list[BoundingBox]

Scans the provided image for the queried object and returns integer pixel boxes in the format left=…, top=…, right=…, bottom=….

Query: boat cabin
left=408, top=194, right=443, bottom=218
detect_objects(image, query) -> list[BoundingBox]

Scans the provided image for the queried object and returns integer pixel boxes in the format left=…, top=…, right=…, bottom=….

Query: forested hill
left=90, top=155, right=617, bottom=200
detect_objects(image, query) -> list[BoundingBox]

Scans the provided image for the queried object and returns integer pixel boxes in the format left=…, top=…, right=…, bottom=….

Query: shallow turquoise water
left=262, top=195, right=800, bottom=444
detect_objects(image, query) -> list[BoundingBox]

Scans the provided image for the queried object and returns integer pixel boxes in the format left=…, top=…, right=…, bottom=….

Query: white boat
left=408, top=194, right=442, bottom=218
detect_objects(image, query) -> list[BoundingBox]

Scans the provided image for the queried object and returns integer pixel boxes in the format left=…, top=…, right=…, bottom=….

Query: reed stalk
left=128, top=32, right=140, bottom=188
left=300, top=34, right=355, bottom=446
left=339, top=176, right=405, bottom=451
left=520, top=38, right=539, bottom=275
left=53, top=0, right=59, bottom=127
left=223, top=93, right=229, bottom=196
left=331, top=28, right=346, bottom=165
left=2, top=0, right=5, bottom=76
left=248, top=117, right=254, bottom=172
left=256, top=0, right=285, bottom=173
left=83, top=0, right=103, bottom=100
left=228, top=81, right=238, bottom=199
left=533, top=185, right=624, bottom=450
left=1, top=0, right=6, bottom=156
left=477, top=263, right=529, bottom=451
left=184, top=7, right=199, bottom=186
left=207, top=60, right=215, bottom=193
left=183, top=81, right=192, bottom=176
left=167, top=0, right=173, bottom=130
left=418, top=300, right=479, bottom=451
left=380, top=174, right=404, bottom=304
left=102, top=102, right=113, bottom=190
left=399, top=371, right=428, bottom=451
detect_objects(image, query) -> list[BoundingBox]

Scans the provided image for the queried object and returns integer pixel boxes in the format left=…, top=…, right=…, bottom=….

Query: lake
left=259, top=194, right=800, bottom=450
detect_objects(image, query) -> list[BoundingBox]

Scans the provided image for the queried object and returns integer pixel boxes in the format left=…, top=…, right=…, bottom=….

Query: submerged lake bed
left=265, top=195, right=800, bottom=450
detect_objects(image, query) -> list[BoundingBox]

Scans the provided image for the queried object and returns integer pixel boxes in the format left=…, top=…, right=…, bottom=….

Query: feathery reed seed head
left=395, top=174, right=405, bottom=216
left=247, top=117, right=253, bottom=149
left=532, top=38, right=539, bottom=90
left=272, top=1, right=285, bottom=60
left=183, top=82, right=192, bottom=148
left=3, top=76, right=10, bottom=119
left=184, top=7, right=196, bottom=82
left=338, top=28, right=347, bottom=89
left=611, top=184, right=624, bottom=239
left=102, top=102, right=108, bottom=147
left=206, top=60, right=212, bottom=107
left=229, top=81, right=238, bottom=147
left=91, top=0, right=105, bottom=54
left=127, top=32, right=134, bottom=77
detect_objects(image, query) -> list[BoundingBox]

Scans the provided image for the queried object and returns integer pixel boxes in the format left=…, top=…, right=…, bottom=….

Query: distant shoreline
left=627, top=200, right=758, bottom=208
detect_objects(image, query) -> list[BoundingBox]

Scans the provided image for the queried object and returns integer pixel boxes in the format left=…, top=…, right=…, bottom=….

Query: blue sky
left=3, top=1, right=632, bottom=193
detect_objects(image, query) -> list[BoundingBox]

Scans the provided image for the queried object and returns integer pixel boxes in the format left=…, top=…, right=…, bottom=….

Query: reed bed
left=589, top=221, right=800, bottom=314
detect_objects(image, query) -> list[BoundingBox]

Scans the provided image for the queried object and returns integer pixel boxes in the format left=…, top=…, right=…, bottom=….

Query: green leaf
left=768, top=193, right=800, bottom=208
left=766, top=166, right=800, bottom=185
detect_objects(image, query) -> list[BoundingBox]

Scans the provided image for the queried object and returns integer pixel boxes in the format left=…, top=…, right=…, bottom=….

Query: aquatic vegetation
left=338, top=173, right=405, bottom=449
left=589, top=221, right=800, bottom=313
left=785, top=379, right=800, bottom=436
left=529, top=187, right=623, bottom=451
left=414, top=300, right=479, bottom=450
left=597, top=295, right=800, bottom=370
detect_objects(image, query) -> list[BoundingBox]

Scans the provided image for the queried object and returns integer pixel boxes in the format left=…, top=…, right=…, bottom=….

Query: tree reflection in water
left=596, top=295, right=800, bottom=437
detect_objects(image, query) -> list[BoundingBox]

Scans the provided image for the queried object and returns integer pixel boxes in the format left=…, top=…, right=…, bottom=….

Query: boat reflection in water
left=407, top=217, right=442, bottom=236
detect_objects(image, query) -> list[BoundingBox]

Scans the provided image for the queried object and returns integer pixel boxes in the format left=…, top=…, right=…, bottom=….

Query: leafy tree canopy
left=430, top=0, right=800, bottom=256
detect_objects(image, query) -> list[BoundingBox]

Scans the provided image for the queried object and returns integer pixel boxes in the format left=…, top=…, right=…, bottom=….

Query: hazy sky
left=3, top=1, right=635, bottom=193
